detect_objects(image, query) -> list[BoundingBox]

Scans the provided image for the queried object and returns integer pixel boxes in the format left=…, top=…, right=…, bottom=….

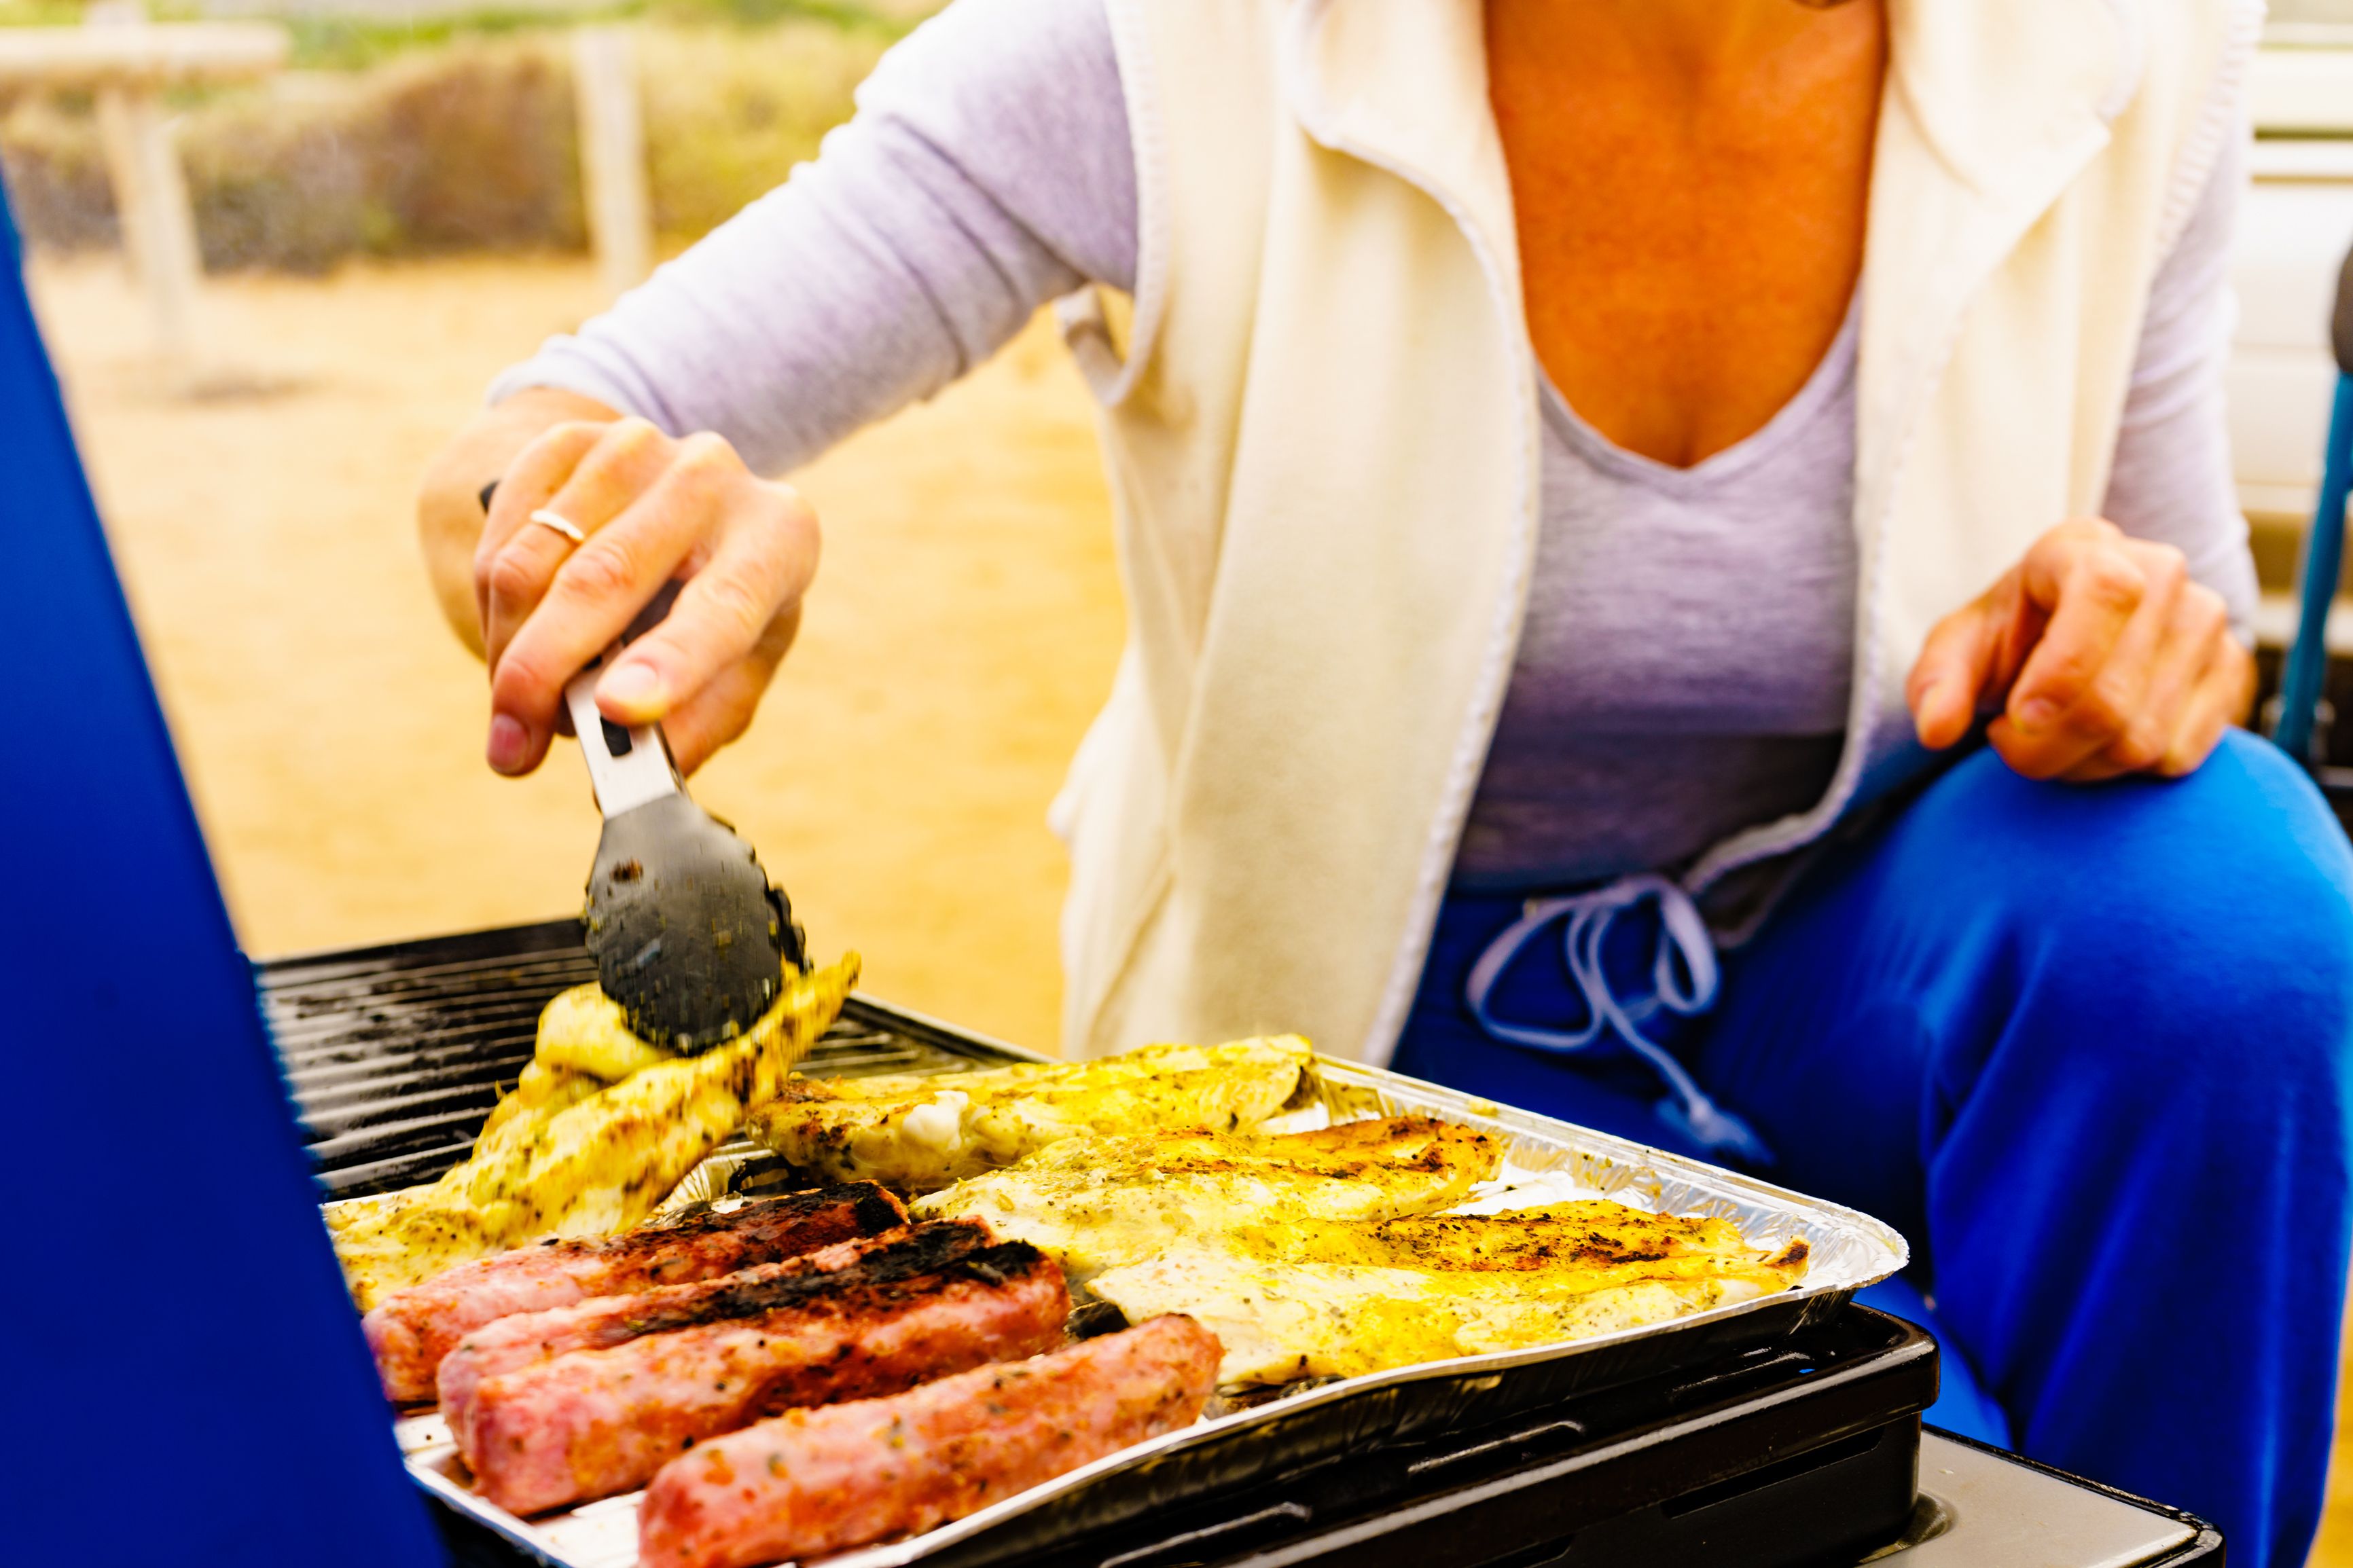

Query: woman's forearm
left=418, top=387, right=623, bottom=657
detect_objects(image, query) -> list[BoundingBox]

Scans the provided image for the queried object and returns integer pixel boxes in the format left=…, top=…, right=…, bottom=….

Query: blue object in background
left=0, top=187, right=446, bottom=1563
left=2273, top=245, right=2353, bottom=766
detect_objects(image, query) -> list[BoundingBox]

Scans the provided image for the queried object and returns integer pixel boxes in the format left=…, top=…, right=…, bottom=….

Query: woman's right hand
left=470, top=414, right=820, bottom=778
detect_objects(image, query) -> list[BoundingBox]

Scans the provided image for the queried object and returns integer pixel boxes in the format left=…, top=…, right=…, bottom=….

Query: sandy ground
left=33, top=250, right=2353, bottom=1563
left=28, top=252, right=1123, bottom=1053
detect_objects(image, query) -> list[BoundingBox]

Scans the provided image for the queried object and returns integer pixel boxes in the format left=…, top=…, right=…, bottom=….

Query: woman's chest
left=1485, top=0, right=1885, bottom=469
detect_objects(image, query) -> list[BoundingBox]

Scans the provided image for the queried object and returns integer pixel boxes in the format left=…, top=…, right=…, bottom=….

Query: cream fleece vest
left=1051, top=0, right=2258, bottom=1063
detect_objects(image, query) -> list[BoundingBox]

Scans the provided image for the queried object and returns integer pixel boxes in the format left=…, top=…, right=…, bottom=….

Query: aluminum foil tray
left=376, top=1057, right=1907, bottom=1568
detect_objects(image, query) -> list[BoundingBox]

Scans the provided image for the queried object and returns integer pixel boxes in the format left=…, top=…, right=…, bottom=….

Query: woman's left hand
left=1906, top=517, right=2256, bottom=782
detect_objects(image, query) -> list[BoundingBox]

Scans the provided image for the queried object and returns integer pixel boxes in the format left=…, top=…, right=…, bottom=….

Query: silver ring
left=528, top=508, right=587, bottom=545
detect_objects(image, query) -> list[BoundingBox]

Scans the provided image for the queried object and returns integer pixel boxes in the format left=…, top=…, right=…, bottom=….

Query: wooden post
left=0, top=12, right=286, bottom=380
left=86, top=2, right=203, bottom=373
left=573, top=26, right=653, bottom=303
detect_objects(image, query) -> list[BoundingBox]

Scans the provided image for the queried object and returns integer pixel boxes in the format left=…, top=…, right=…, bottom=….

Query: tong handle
left=565, top=653, right=681, bottom=819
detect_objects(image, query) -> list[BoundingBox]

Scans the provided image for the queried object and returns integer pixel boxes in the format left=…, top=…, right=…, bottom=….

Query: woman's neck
left=1551, top=0, right=1865, bottom=78
left=1488, top=0, right=1886, bottom=468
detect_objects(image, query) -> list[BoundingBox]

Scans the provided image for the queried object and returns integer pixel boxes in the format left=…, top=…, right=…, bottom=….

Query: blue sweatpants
left=1391, top=733, right=2353, bottom=1568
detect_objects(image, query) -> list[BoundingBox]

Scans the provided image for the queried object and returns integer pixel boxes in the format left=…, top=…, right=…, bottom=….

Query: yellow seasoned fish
left=1234, top=1201, right=1799, bottom=1281
left=1088, top=1202, right=1811, bottom=1385
left=913, top=1116, right=1502, bottom=1283
left=330, top=955, right=857, bottom=1308
left=747, top=1035, right=1314, bottom=1191
left=532, top=984, right=679, bottom=1081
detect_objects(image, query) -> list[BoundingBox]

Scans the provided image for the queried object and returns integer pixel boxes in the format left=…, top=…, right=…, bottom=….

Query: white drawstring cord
left=1463, top=873, right=1773, bottom=1165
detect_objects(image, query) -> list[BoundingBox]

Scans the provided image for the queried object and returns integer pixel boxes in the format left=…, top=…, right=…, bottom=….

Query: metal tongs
left=564, top=630, right=805, bottom=1055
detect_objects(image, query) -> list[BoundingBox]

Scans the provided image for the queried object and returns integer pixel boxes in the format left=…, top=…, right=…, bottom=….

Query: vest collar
left=1282, top=0, right=1520, bottom=299
left=1888, top=0, right=2139, bottom=195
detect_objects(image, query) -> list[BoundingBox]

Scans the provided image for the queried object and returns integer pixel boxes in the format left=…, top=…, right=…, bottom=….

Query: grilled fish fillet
left=531, top=983, right=683, bottom=1081
left=1088, top=1202, right=1811, bottom=1385
left=747, top=1036, right=1314, bottom=1192
left=1234, top=1201, right=1803, bottom=1279
left=331, top=955, right=857, bottom=1309
left=913, top=1116, right=1502, bottom=1283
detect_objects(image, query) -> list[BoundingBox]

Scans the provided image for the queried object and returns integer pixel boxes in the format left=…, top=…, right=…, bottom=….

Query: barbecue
left=3, top=112, right=2246, bottom=1562
left=253, top=922, right=2221, bottom=1568
left=267, top=922, right=1958, bottom=1568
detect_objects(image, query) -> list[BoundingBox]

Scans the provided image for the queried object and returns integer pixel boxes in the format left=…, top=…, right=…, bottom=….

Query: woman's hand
left=469, top=414, right=819, bottom=778
left=1906, top=517, right=2255, bottom=782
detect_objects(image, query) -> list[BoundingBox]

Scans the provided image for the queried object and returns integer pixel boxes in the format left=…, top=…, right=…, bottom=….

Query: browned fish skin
left=638, top=1316, right=1222, bottom=1568
left=363, top=1184, right=905, bottom=1403
left=435, top=1221, right=991, bottom=1452
left=459, top=1236, right=1069, bottom=1514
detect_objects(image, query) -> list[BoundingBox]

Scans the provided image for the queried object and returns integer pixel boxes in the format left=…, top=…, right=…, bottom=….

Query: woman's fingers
left=472, top=420, right=819, bottom=780
left=652, top=606, right=803, bottom=775
left=595, top=450, right=819, bottom=727
left=2001, top=522, right=2145, bottom=727
left=2022, top=543, right=2186, bottom=778
left=479, top=419, right=677, bottom=674
left=1990, top=525, right=2168, bottom=779
left=486, top=457, right=722, bottom=774
left=1907, top=596, right=1998, bottom=750
left=1916, top=517, right=2244, bottom=786
left=1908, top=545, right=2047, bottom=751
left=473, top=420, right=605, bottom=650
left=2085, top=581, right=2227, bottom=776
left=2158, top=637, right=2256, bottom=778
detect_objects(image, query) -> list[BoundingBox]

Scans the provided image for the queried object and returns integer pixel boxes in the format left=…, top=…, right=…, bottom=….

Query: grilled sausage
left=639, top=1315, right=1221, bottom=1568
left=364, top=1184, right=904, bottom=1402
left=437, top=1222, right=987, bottom=1453
left=459, top=1235, right=1068, bottom=1514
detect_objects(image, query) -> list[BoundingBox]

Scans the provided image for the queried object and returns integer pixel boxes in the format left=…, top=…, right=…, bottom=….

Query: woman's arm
left=416, top=0, right=1136, bottom=776
left=1907, top=130, right=2259, bottom=781
left=2098, top=130, right=2259, bottom=636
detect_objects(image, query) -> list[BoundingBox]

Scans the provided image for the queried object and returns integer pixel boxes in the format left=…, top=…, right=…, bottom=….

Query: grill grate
left=255, top=917, right=1028, bottom=1197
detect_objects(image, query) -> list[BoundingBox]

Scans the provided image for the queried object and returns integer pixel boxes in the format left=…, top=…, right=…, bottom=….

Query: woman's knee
left=1909, top=732, right=2353, bottom=1091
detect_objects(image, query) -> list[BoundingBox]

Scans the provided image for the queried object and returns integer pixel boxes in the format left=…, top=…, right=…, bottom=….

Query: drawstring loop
left=1464, top=874, right=1772, bottom=1166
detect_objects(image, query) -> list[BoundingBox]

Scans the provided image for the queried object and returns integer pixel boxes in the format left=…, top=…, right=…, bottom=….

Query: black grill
left=255, top=919, right=2227, bottom=1568
left=255, top=919, right=1950, bottom=1568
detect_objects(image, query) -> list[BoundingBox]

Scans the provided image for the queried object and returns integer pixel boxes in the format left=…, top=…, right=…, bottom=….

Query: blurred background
left=0, top=0, right=1121, bottom=1057
left=9, top=0, right=2353, bottom=1550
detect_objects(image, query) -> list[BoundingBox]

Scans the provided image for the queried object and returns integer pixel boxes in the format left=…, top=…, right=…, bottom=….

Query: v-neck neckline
left=1535, top=288, right=1863, bottom=495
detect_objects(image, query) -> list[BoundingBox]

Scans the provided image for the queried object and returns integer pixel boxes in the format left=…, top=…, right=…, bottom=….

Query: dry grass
left=639, top=22, right=886, bottom=239
left=0, top=20, right=887, bottom=270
